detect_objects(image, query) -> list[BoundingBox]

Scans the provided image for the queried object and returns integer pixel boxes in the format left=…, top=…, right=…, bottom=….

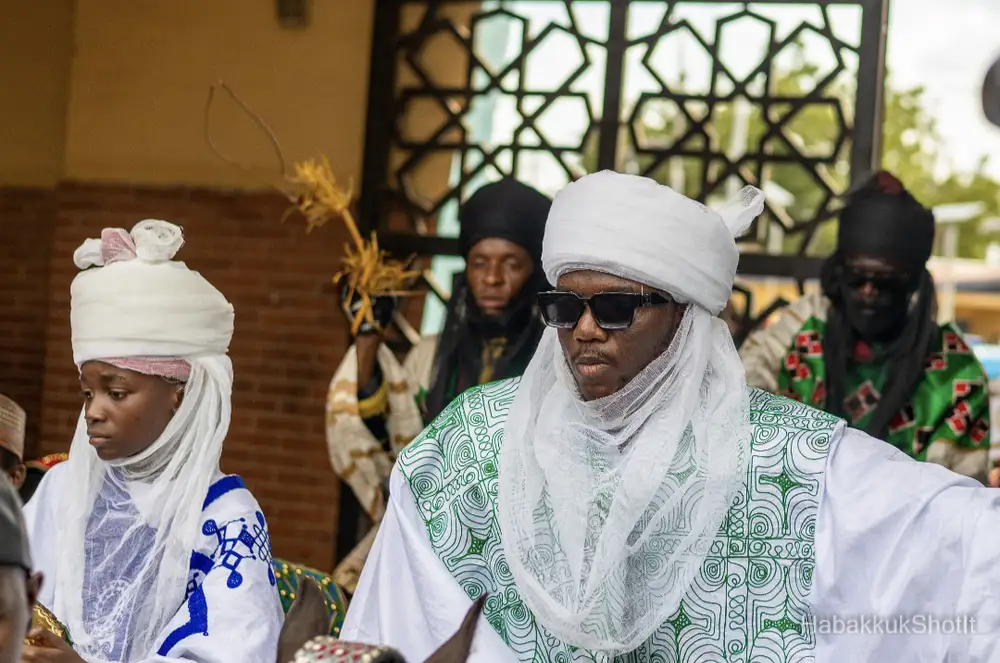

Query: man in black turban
left=325, top=178, right=550, bottom=593
left=741, top=171, right=992, bottom=482
left=420, top=178, right=551, bottom=420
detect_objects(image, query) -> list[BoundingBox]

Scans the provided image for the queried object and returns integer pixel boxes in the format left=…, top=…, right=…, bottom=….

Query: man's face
left=80, top=361, right=182, bottom=461
left=0, top=456, right=23, bottom=492
left=0, top=568, right=40, bottom=663
left=466, top=238, right=534, bottom=317
left=840, top=253, right=916, bottom=341
left=555, top=270, right=685, bottom=401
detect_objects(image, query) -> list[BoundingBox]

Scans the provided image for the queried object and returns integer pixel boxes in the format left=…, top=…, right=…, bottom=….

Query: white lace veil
left=498, top=173, right=764, bottom=653
left=55, top=220, right=235, bottom=662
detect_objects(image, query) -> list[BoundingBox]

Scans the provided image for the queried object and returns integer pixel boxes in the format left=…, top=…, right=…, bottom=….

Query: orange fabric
left=26, top=453, right=69, bottom=472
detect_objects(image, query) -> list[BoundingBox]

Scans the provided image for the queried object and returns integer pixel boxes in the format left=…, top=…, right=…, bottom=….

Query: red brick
left=0, top=187, right=56, bottom=459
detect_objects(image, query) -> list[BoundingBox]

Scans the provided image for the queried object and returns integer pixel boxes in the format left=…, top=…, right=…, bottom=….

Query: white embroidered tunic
left=344, top=379, right=1000, bottom=663
left=24, top=463, right=284, bottom=663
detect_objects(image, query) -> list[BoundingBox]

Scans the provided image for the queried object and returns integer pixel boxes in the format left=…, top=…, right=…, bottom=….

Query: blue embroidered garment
left=24, top=465, right=284, bottom=663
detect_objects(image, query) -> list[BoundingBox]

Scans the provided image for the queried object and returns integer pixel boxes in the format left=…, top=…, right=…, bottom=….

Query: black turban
left=837, top=171, right=935, bottom=270
left=457, top=179, right=551, bottom=262
left=423, top=178, right=550, bottom=422
left=983, top=54, right=1000, bottom=128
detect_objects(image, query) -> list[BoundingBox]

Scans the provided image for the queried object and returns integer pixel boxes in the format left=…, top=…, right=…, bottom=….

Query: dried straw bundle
left=286, top=156, right=420, bottom=334
left=202, top=82, right=419, bottom=334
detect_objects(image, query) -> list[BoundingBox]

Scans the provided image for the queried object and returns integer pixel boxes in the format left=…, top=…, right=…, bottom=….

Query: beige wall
left=0, top=1, right=74, bottom=186
left=1, top=0, right=376, bottom=189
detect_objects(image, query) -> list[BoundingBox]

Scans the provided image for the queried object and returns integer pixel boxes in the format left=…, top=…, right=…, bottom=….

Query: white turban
left=542, top=170, right=764, bottom=314
left=70, top=219, right=234, bottom=365
left=498, top=172, right=762, bottom=654
left=57, top=220, right=238, bottom=660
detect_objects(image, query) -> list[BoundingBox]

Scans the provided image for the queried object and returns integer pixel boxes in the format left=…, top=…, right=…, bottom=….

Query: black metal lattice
left=359, top=0, right=889, bottom=285
left=338, top=0, right=889, bottom=567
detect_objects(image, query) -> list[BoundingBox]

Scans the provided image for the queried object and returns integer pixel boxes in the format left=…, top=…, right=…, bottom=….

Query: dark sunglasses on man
left=537, top=290, right=673, bottom=330
left=839, top=266, right=916, bottom=294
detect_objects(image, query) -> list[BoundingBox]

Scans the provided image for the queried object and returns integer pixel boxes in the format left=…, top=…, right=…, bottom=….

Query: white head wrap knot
left=542, top=170, right=763, bottom=314
left=71, top=219, right=234, bottom=365
left=498, top=172, right=762, bottom=655
left=58, top=219, right=237, bottom=661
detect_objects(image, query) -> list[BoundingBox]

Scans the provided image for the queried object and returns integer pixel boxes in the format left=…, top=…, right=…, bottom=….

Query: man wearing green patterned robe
left=343, top=172, right=1000, bottom=663
left=740, top=171, right=992, bottom=483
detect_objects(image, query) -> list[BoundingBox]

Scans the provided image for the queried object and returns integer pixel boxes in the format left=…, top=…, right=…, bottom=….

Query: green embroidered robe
left=396, top=379, right=841, bottom=663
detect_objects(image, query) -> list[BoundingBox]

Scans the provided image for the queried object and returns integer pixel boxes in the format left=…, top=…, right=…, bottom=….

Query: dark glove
left=340, top=280, right=397, bottom=336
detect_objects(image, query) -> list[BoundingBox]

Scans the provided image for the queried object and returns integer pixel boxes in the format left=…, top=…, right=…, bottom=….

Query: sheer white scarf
left=498, top=173, right=763, bottom=653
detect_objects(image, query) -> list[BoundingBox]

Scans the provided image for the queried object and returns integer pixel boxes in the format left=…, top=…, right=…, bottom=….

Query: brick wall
left=0, top=187, right=56, bottom=460
left=28, top=181, right=357, bottom=570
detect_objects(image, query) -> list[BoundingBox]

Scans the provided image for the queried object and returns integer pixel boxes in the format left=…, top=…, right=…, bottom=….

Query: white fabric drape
left=26, top=463, right=284, bottom=663
left=496, top=172, right=765, bottom=652
left=345, top=427, right=1000, bottom=663
left=343, top=468, right=521, bottom=663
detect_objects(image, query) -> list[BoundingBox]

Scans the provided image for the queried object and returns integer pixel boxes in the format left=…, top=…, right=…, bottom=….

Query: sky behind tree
left=888, top=0, right=1000, bottom=177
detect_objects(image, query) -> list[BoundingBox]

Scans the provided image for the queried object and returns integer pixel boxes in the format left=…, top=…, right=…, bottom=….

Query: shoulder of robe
left=40, top=459, right=71, bottom=483
left=747, top=387, right=843, bottom=430
left=780, top=290, right=829, bottom=327
left=401, top=335, right=440, bottom=394
left=25, top=460, right=71, bottom=508
left=397, top=377, right=521, bottom=467
left=739, top=291, right=828, bottom=362
left=200, top=474, right=267, bottom=523
left=934, top=323, right=988, bottom=374
left=404, top=335, right=438, bottom=362
left=413, top=334, right=440, bottom=352
left=753, top=290, right=828, bottom=334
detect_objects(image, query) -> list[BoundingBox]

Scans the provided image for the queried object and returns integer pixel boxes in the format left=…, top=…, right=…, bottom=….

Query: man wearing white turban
left=21, top=221, right=283, bottom=663
left=343, top=172, right=1000, bottom=662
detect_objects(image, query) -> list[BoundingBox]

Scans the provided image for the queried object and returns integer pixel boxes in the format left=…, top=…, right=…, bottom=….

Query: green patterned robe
left=397, top=379, right=841, bottom=663
left=273, top=559, right=348, bottom=638
left=741, top=292, right=992, bottom=479
left=779, top=321, right=990, bottom=457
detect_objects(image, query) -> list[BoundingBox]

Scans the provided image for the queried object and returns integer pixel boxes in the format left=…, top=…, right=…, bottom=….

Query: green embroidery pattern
left=398, top=380, right=839, bottom=663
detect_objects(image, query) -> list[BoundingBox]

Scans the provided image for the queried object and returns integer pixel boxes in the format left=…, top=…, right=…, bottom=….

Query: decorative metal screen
left=359, top=0, right=889, bottom=275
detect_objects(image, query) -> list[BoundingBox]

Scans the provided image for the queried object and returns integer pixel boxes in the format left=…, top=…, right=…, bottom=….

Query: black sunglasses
left=840, top=266, right=914, bottom=292
left=537, top=290, right=673, bottom=330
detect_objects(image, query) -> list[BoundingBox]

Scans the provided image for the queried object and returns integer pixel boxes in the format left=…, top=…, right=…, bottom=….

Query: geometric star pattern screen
left=363, top=0, right=886, bottom=254
left=358, top=0, right=887, bottom=337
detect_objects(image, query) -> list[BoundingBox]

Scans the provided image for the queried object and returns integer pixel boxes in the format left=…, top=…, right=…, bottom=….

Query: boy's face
left=79, top=361, right=183, bottom=461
